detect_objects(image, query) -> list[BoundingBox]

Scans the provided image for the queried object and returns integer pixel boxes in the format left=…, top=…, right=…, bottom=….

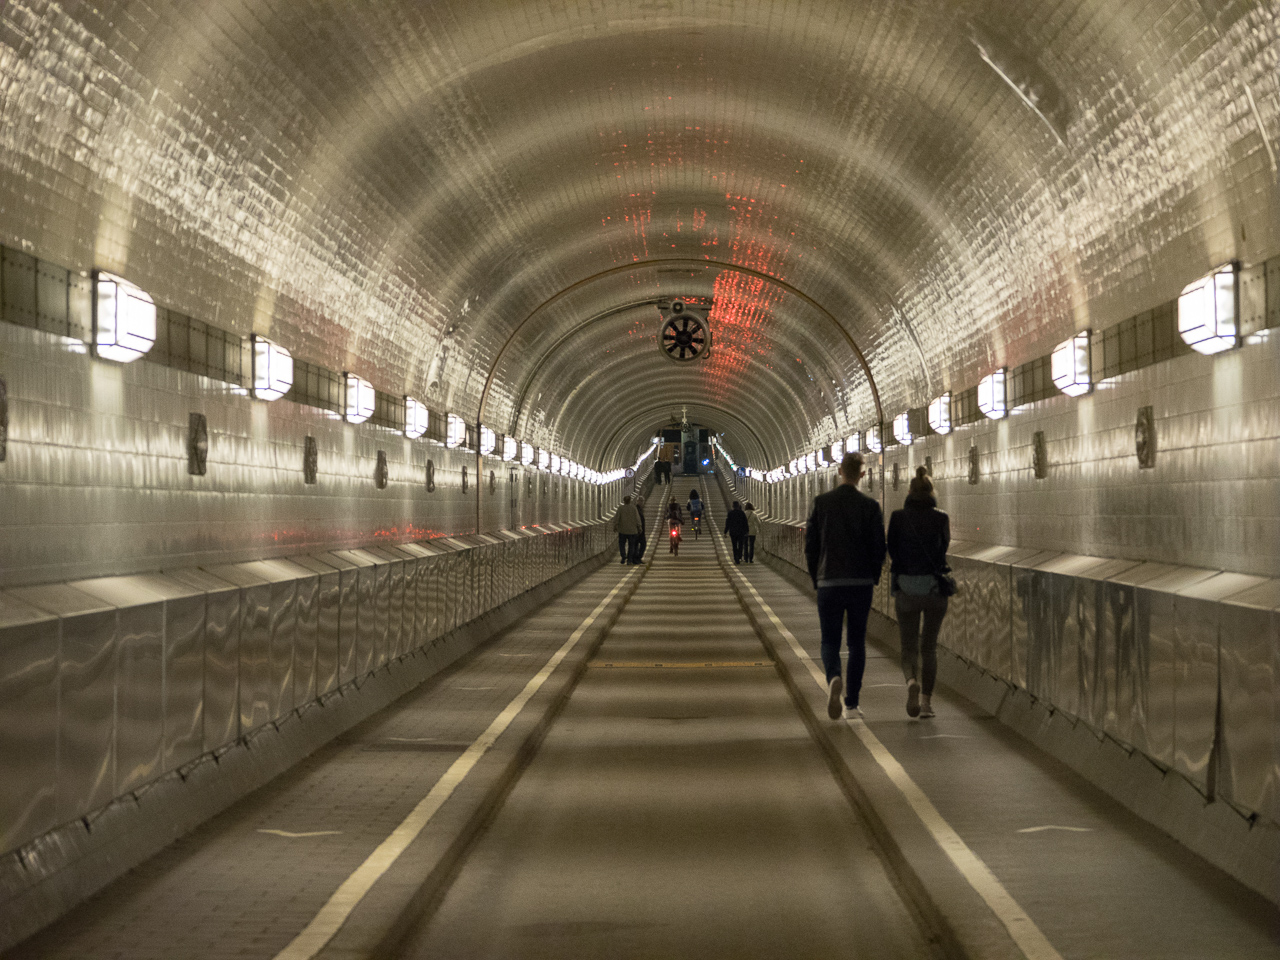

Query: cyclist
left=687, top=489, right=704, bottom=538
left=666, top=499, right=684, bottom=554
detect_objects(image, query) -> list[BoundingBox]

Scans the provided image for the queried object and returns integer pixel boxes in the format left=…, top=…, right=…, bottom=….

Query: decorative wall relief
left=303, top=436, right=318, bottom=484
left=425, top=458, right=436, bottom=492
left=968, top=445, right=980, bottom=484
left=892, top=462, right=900, bottom=490
left=1136, top=405, right=1156, bottom=468
left=489, top=470, right=496, bottom=494
left=526, top=472, right=533, bottom=495
left=1032, top=430, right=1048, bottom=479
left=924, top=455, right=932, bottom=477
left=461, top=464, right=468, bottom=493
left=375, top=450, right=388, bottom=489
left=187, top=413, right=208, bottom=476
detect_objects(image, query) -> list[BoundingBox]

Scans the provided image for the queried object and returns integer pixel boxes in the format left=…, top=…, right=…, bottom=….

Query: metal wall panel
left=287, top=563, right=320, bottom=707
left=207, top=565, right=273, bottom=734
left=11, top=585, right=118, bottom=823
left=1173, top=574, right=1268, bottom=792
left=167, top=568, right=239, bottom=755
left=155, top=580, right=206, bottom=774
left=365, top=548, right=405, bottom=661
left=1219, top=581, right=1280, bottom=821
left=0, top=592, right=58, bottom=854
left=332, top=552, right=378, bottom=678
left=320, top=552, right=360, bottom=685
left=70, top=578, right=168, bottom=796
left=291, top=556, right=341, bottom=698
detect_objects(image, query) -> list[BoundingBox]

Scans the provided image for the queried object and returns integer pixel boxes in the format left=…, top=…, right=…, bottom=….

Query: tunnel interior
left=0, top=0, right=1279, bottom=949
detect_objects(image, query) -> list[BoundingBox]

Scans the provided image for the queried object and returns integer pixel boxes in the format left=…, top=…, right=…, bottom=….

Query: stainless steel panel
left=366, top=548, right=405, bottom=660
left=12, top=585, right=117, bottom=823
left=206, top=565, right=273, bottom=733
left=243, top=560, right=309, bottom=721
left=291, top=555, right=342, bottom=697
left=1219, top=580, right=1280, bottom=821
left=332, top=551, right=378, bottom=678
left=168, top=568, right=239, bottom=754
left=289, top=565, right=320, bottom=707
left=69, top=577, right=169, bottom=795
left=1174, top=574, right=1269, bottom=794
left=320, top=552, right=361, bottom=685
left=0, top=592, right=58, bottom=854
left=158, top=584, right=206, bottom=773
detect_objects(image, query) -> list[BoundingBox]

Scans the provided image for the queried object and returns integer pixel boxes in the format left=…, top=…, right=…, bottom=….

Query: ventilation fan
left=659, top=300, right=712, bottom=362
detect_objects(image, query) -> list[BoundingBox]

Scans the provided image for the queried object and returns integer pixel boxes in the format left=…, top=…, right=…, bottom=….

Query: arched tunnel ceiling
left=1, top=1, right=1276, bottom=467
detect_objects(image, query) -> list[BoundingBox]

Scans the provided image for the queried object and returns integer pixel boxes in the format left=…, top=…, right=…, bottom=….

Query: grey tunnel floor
left=397, top=489, right=937, bottom=960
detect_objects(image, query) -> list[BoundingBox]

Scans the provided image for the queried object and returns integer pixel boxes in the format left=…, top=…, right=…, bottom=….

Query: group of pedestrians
left=614, top=453, right=951, bottom=723
left=722, top=500, right=759, bottom=564
left=804, top=452, right=951, bottom=721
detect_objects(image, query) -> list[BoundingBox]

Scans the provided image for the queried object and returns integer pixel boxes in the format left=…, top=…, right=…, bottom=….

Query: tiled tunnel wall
left=0, top=322, right=627, bottom=587
left=756, top=328, right=1280, bottom=579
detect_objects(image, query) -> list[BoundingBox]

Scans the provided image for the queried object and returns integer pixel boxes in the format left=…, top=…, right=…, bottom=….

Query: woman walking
left=886, top=467, right=951, bottom=718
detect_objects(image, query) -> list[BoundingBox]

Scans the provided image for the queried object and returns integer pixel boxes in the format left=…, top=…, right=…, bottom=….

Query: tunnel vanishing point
left=0, top=3, right=1279, bottom=958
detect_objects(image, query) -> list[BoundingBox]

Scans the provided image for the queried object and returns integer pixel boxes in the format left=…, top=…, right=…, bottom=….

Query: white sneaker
left=827, top=676, right=844, bottom=719
left=842, top=704, right=864, bottom=720
left=906, top=678, right=920, bottom=718
left=919, top=694, right=935, bottom=718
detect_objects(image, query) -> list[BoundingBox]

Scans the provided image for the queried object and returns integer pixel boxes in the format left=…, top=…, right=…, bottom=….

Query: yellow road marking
left=590, top=660, right=771, bottom=668
left=711, top=510, right=1065, bottom=960
left=272, top=564, right=641, bottom=960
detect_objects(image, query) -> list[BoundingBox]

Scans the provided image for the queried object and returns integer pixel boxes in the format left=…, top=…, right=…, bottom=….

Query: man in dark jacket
left=724, top=501, right=749, bottom=564
left=805, top=451, right=886, bottom=720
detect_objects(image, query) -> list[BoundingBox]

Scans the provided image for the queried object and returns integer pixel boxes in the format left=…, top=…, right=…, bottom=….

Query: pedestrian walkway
left=703, top=479, right=1280, bottom=960
left=5, top=557, right=646, bottom=960
left=398, top=489, right=932, bottom=959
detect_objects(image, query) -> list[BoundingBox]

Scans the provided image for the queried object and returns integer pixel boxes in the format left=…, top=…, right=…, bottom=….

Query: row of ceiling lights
left=754, top=263, right=1246, bottom=484
left=92, top=271, right=644, bottom=487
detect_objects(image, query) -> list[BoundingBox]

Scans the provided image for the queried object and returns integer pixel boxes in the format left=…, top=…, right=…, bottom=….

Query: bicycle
left=690, top=514, right=702, bottom=539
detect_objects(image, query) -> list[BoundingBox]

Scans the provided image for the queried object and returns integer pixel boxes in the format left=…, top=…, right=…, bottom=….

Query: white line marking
left=1017, top=825, right=1092, bottom=834
left=257, top=830, right=342, bottom=838
left=719, top=528, right=1063, bottom=960
left=381, top=737, right=442, bottom=743
left=272, top=566, right=639, bottom=960
left=864, top=683, right=902, bottom=688
left=453, top=686, right=495, bottom=691
left=919, top=734, right=971, bottom=740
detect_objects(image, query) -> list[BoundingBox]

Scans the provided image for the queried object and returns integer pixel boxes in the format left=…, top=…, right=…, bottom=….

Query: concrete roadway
left=399, top=491, right=938, bottom=959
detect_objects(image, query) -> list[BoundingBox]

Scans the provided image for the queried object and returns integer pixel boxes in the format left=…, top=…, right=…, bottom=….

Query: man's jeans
left=744, top=535, right=756, bottom=562
left=816, top=584, right=875, bottom=706
left=618, top=534, right=639, bottom=563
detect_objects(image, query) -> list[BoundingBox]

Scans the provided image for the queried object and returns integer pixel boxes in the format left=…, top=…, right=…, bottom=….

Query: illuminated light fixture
left=927, top=394, right=951, bottom=435
left=404, top=397, right=428, bottom=439
left=816, top=448, right=829, bottom=467
left=252, top=335, right=293, bottom=401
left=550, top=454, right=561, bottom=474
left=1051, top=332, right=1093, bottom=397
left=344, top=373, right=374, bottom=424
left=831, top=439, right=844, bottom=460
left=446, top=413, right=467, bottom=448
left=846, top=433, right=861, bottom=453
left=865, top=425, right=883, bottom=453
left=978, top=368, right=1007, bottom=420
left=479, top=425, right=496, bottom=456
left=788, top=458, right=797, bottom=475
left=93, top=271, right=156, bottom=363
left=1178, top=264, right=1239, bottom=355
left=893, top=412, right=914, bottom=446
left=520, top=441, right=534, bottom=465
left=538, top=449, right=550, bottom=471
left=806, top=451, right=818, bottom=471
left=503, top=436, right=518, bottom=461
